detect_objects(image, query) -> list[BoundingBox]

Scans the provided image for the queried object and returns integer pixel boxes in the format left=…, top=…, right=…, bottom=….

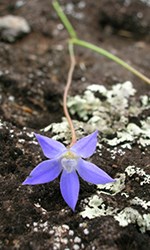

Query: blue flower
left=23, top=131, right=115, bottom=211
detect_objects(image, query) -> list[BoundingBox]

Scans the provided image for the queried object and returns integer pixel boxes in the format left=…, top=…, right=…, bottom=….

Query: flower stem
left=63, top=43, right=77, bottom=147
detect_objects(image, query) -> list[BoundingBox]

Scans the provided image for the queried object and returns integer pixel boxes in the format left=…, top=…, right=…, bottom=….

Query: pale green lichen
left=67, top=81, right=150, bottom=148
left=42, top=118, right=86, bottom=145
left=80, top=196, right=150, bottom=233
left=80, top=173, right=125, bottom=220
left=80, top=166, right=150, bottom=233
left=141, top=214, right=150, bottom=233
left=97, top=173, right=126, bottom=196
left=106, top=118, right=150, bottom=147
left=130, top=197, right=150, bottom=210
left=140, top=95, right=150, bottom=108
left=105, top=131, right=134, bottom=146
left=125, top=165, right=150, bottom=185
left=80, top=195, right=117, bottom=219
left=68, top=81, right=137, bottom=135
left=114, top=207, right=150, bottom=233
left=68, top=91, right=100, bottom=121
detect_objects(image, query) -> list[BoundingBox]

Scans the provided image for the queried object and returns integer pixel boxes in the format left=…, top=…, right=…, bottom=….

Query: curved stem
left=71, top=38, right=150, bottom=85
left=63, top=43, right=77, bottom=147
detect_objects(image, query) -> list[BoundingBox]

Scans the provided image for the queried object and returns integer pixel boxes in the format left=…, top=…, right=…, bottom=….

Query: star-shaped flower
left=23, top=131, right=115, bottom=211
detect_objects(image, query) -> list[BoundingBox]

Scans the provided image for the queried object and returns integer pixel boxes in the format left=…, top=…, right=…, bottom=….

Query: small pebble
left=8, top=96, right=15, bottom=102
left=73, top=244, right=80, bottom=250
left=61, top=238, right=68, bottom=244
left=62, top=224, right=70, bottom=230
left=57, top=23, right=64, bottom=30
left=0, top=15, right=30, bottom=42
left=83, top=228, right=89, bottom=235
left=74, top=236, right=81, bottom=243
left=15, top=0, right=26, bottom=8
left=49, top=230, right=54, bottom=235
left=33, top=222, right=38, bottom=227
left=69, top=230, right=74, bottom=236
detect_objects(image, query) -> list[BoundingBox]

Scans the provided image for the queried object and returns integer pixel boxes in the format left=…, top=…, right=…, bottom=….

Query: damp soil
left=0, top=1, right=150, bottom=250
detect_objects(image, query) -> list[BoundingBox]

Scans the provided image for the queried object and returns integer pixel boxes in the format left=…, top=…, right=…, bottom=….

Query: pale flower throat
left=61, top=151, right=78, bottom=173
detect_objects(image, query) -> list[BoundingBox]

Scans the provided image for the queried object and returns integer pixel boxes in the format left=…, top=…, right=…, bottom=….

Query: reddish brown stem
left=63, top=44, right=76, bottom=147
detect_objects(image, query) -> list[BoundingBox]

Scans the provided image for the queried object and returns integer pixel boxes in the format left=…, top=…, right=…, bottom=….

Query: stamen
left=61, top=158, right=78, bottom=173
left=61, top=151, right=78, bottom=173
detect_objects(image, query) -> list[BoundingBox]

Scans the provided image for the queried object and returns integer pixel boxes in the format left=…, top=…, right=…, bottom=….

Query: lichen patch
left=80, top=166, right=150, bottom=233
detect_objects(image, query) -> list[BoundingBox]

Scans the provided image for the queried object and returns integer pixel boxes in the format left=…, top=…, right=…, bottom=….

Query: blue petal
left=35, top=133, right=66, bottom=158
left=60, top=170, right=79, bottom=211
left=71, top=131, right=98, bottom=158
left=22, top=159, right=62, bottom=185
left=77, top=159, right=115, bottom=184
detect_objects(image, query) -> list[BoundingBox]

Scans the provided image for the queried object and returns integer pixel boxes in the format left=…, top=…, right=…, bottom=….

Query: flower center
left=61, top=151, right=78, bottom=173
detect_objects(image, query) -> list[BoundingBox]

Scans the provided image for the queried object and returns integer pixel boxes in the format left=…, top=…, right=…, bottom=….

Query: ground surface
left=0, top=0, right=150, bottom=250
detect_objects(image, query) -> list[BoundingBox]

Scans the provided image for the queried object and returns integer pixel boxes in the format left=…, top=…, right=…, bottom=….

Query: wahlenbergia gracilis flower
left=23, top=131, right=115, bottom=211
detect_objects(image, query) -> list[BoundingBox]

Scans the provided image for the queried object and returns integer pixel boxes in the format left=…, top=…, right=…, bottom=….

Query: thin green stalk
left=52, top=0, right=77, bottom=39
left=71, top=38, right=150, bottom=85
left=53, top=0, right=150, bottom=85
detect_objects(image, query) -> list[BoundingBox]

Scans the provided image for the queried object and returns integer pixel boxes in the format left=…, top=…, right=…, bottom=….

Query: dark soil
left=0, top=1, right=150, bottom=250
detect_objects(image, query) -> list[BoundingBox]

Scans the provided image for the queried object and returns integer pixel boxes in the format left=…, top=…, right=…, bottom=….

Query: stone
left=0, top=15, right=30, bottom=42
